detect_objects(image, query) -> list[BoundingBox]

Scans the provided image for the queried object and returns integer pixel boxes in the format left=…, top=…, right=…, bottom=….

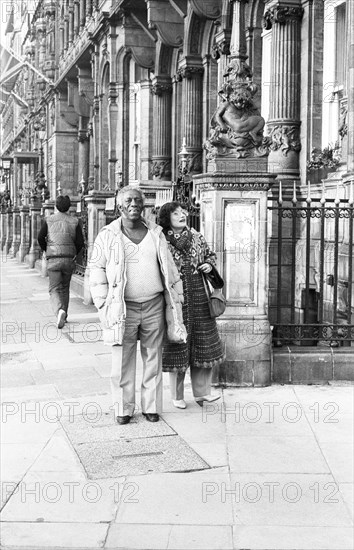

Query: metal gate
left=268, top=184, right=354, bottom=346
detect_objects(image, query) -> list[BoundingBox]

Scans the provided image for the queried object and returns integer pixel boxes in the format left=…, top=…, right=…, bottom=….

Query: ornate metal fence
left=268, top=183, right=354, bottom=346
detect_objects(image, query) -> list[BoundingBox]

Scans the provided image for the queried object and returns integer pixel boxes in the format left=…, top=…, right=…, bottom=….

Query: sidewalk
left=0, top=258, right=353, bottom=550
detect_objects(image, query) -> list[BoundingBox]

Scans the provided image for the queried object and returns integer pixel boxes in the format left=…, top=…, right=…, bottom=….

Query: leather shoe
left=116, top=415, right=131, bottom=425
left=142, top=413, right=159, bottom=422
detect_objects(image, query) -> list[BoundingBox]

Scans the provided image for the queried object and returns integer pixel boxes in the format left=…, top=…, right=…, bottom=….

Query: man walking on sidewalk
left=38, top=195, right=84, bottom=328
left=89, top=185, right=186, bottom=425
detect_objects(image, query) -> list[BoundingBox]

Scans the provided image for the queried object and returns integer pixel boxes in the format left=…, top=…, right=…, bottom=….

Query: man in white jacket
left=89, top=186, right=186, bottom=425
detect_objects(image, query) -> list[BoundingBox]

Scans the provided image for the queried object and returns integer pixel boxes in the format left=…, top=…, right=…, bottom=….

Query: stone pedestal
left=83, top=191, right=113, bottom=304
left=40, top=200, right=56, bottom=276
left=26, top=199, right=42, bottom=268
left=18, top=205, right=30, bottom=262
left=194, top=159, right=276, bottom=386
left=9, top=207, right=21, bottom=257
left=5, top=208, right=13, bottom=255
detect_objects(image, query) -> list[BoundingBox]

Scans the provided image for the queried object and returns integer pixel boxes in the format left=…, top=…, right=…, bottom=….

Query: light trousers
left=111, top=294, right=165, bottom=417
left=169, top=367, right=213, bottom=400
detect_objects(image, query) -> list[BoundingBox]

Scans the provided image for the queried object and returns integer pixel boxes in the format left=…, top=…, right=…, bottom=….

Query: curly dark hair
left=158, top=201, right=183, bottom=231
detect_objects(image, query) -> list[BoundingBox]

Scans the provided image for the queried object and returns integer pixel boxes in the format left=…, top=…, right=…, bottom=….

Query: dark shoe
left=116, top=415, right=131, bottom=425
left=142, top=413, right=159, bottom=422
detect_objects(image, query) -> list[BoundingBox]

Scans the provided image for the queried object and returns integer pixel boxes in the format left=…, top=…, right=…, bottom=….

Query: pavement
left=0, top=257, right=353, bottom=550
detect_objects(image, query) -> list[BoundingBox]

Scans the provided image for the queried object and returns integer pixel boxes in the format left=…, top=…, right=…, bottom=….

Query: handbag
left=203, top=264, right=224, bottom=289
left=202, top=272, right=226, bottom=318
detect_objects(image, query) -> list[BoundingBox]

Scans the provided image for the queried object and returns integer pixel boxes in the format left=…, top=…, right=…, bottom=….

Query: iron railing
left=268, top=183, right=354, bottom=346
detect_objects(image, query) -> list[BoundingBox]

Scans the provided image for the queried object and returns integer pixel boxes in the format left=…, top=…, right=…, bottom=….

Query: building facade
left=1, top=0, right=353, bottom=381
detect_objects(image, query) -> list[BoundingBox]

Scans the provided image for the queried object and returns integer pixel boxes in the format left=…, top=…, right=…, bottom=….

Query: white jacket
left=89, top=217, right=187, bottom=346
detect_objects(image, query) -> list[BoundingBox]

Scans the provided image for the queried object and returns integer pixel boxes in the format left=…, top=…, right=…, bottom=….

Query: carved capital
left=267, top=122, right=301, bottom=155
left=151, top=82, right=173, bottom=95
left=177, top=65, right=204, bottom=81
left=263, top=5, right=304, bottom=30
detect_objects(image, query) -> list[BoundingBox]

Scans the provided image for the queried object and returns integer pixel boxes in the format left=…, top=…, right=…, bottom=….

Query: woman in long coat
left=158, top=202, right=224, bottom=408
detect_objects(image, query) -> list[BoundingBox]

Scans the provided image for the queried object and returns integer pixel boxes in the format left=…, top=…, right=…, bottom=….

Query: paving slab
left=227, top=435, right=330, bottom=474
left=229, top=472, right=352, bottom=527
left=320, top=441, right=354, bottom=483
left=54, top=377, right=111, bottom=398
left=168, top=525, right=233, bottom=550
left=105, top=523, right=171, bottom=549
left=1, top=383, right=60, bottom=403
left=232, top=525, right=354, bottom=550
left=1, top=471, right=119, bottom=522
left=0, top=522, right=108, bottom=548
left=1, top=412, right=59, bottom=444
left=0, top=443, right=46, bottom=481
left=29, top=432, right=86, bottom=474
left=116, top=472, right=235, bottom=526
left=338, top=482, right=354, bottom=519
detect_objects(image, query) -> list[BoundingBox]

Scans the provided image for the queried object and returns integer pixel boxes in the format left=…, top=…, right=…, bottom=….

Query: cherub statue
left=207, top=82, right=265, bottom=152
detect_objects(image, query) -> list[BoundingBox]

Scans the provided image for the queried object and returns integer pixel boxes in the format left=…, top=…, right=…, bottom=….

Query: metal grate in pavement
left=74, top=435, right=210, bottom=478
left=61, top=413, right=210, bottom=478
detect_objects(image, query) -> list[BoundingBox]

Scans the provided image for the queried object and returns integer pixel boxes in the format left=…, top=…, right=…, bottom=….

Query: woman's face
left=170, top=207, right=187, bottom=232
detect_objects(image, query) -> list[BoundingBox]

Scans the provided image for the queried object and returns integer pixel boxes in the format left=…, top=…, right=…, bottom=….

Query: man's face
left=120, top=190, right=144, bottom=221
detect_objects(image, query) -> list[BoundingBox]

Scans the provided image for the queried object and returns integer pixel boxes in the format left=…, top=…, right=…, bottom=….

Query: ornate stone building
left=1, top=0, right=353, bottom=382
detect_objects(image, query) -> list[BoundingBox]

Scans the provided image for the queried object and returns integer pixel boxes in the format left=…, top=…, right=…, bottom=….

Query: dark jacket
left=38, top=212, right=84, bottom=259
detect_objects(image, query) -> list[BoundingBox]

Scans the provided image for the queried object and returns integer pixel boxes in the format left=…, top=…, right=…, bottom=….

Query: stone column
left=40, top=200, right=55, bottom=276
left=264, top=2, right=304, bottom=181
left=59, top=20, right=65, bottom=54
left=64, top=15, right=69, bottom=51
left=86, top=0, right=92, bottom=18
left=80, top=0, right=86, bottom=28
left=151, top=76, right=173, bottom=182
left=26, top=198, right=42, bottom=268
left=9, top=206, right=21, bottom=258
left=0, top=208, right=7, bottom=250
left=346, top=0, right=354, bottom=175
left=108, top=83, right=118, bottom=189
left=74, top=0, right=80, bottom=36
left=18, top=205, right=30, bottom=262
left=5, top=208, right=13, bottom=255
left=78, top=129, right=90, bottom=186
left=177, top=57, right=204, bottom=173
left=83, top=191, right=113, bottom=304
left=68, top=0, right=74, bottom=46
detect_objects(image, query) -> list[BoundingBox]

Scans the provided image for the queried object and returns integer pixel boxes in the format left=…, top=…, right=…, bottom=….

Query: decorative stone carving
left=211, top=39, right=230, bottom=60
left=178, top=152, right=202, bottom=174
left=268, top=123, right=301, bottom=155
left=177, top=66, right=204, bottom=81
left=151, top=82, right=172, bottom=95
left=205, top=73, right=270, bottom=158
left=339, top=103, right=348, bottom=139
left=151, top=160, right=172, bottom=178
left=263, top=5, right=304, bottom=30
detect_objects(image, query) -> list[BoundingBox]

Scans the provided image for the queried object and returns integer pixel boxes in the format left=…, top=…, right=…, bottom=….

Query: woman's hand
left=198, top=263, right=212, bottom=273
